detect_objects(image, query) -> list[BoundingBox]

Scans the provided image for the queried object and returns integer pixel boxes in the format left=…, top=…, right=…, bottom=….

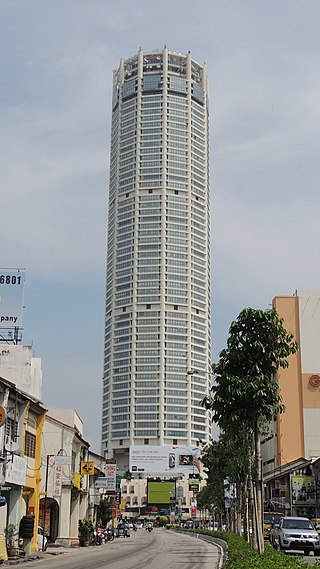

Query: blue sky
left=1, top=1, right=320, bottom=450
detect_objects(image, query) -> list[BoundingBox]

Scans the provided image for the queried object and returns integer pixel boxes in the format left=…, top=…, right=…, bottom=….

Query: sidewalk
left=4, top=546, right=72, bottom=565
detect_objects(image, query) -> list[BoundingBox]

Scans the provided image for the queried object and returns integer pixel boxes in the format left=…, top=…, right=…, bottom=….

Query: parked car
left=36, top=526, right=47, bottom=551
left=114, top=523, right=130, bottom=538
left=311, top=518, right=320, bottom=535
left=263, top=512, right=283, bottom=540
left=270, top=516, right=320, bottom=556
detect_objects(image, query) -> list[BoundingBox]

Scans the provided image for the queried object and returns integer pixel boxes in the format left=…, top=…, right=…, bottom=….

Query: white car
left=271, top=516, right=320, bottom=556
left=37, top=526, right=47, bottom=551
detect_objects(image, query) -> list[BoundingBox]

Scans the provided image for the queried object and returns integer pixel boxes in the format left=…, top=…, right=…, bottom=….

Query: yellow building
left=0, top=377, right=46, bottom=553
left=22, top=398, right=46, bottom=551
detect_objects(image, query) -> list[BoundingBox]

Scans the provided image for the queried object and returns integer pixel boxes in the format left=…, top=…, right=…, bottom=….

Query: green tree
left=97, top=498, right=113, bottom=527
left=202, top=307, right=298, bottom=553
left=201, top=430, right=251, bottom=535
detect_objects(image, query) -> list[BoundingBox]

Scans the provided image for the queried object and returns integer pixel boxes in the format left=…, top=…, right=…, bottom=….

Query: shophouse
left=0, top=375, right=46, bottom=552
left=39, top=408, right=90, bottom=547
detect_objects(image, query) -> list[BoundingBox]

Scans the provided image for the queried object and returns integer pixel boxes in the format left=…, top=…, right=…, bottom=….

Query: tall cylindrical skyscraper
left=102, top=49, right=211, bottom=469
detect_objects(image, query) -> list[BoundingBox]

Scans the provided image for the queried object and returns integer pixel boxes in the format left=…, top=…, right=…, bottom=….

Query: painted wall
left=273, top=296, right=304, bottom=465
left=298, top=291, right=320, bottom=458
left=0, top=345, right=42, bottom=400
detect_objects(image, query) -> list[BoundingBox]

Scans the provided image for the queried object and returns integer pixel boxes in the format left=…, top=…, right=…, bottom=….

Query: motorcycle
left=106, top=528, right=114, bottom=541
left=93, top=526, right=105, bottom=545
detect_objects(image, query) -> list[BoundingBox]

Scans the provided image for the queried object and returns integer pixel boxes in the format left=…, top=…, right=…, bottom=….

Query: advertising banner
left=291, top=475, right=316, bottom=505
left=0, top=269, right=25, bottom=328
left=130, top=445, right=201, bottom=475
left=147, top=480, right=176, bottom=505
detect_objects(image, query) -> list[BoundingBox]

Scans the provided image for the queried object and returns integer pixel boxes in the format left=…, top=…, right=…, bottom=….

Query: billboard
left=129, top=445, right=201, bottom=475
left=147, top=481, right=176, bottom=505
left=291, top=475, right=316, bottom=506
left=0, top=269, right=25, bottom=328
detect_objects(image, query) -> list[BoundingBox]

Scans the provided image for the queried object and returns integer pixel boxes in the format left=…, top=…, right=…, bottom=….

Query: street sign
left=80, top=461, right=95, bottom=475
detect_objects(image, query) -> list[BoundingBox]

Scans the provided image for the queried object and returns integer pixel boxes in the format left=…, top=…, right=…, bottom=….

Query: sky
left=1, top=0, right=320, bottom=450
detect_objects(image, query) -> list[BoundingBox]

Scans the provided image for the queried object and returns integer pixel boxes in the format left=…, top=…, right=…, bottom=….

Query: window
left=24, top=431, right=36, bottom=458
left=144, top=439, right=149, bottom=445
left=5, top=417, right=18, bottom=441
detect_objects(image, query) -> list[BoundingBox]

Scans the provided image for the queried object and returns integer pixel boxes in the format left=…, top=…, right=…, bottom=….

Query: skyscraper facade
left=102, top=48, right=211, bottom=467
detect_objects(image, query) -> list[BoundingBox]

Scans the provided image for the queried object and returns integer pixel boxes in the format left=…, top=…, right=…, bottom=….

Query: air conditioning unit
left=4, top=437, right=19, bottom=453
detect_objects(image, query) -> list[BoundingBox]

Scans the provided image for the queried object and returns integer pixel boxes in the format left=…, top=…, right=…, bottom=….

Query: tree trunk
left=249, top=458, right=256, bottom=549
left=254, top=424, right=264, bottom=554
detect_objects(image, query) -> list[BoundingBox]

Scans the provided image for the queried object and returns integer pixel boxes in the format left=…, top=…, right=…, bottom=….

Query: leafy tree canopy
left=203, top=307, right=298, bottom=430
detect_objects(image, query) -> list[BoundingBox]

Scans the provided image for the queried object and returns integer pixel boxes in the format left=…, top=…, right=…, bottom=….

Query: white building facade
left=102, top=48, right=212, bottom=468
left=0, top=345, right=42, bottom=401
left=40, top=409, right=90, bottom=547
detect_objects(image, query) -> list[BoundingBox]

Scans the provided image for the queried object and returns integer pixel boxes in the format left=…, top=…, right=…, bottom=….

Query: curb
left=170, top=529, right=227, bottom=569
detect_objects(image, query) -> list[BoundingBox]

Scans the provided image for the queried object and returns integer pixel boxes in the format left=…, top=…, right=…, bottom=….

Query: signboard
left=189, top=479, right=200, bottom=492
left=105, top=463, right=116, bottom=492
left=53, top=464, right=63, bottom=497
left=5, top=455, right=26, bottom=486
left=55, top=456, right=71, bottom=466
left=130, top=445, right=201, bottom=475
left=73, top=472, right=82, bottom=489
left=0, top=269, right=25, bottom=328
left=291, top=475, right=316, bottom=505
left=95, top=477, right=108, bottom=489
left=0, top=407, right=6, bottom=428
left=80, top=461, right=95, bottom=475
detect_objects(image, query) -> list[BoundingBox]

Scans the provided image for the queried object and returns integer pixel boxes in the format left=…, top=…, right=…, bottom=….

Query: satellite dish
left=5, top=441, right=19, bottom=453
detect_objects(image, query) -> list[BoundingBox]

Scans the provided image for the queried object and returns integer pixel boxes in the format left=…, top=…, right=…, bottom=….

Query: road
left=21, top=529, right=221, bottom=569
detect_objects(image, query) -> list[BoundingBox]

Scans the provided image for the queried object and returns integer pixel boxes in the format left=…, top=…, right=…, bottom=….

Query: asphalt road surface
left=22, top=529, right=221, bottom=569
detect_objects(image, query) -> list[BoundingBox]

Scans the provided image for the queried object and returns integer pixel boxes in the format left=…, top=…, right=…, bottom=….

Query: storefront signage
left=105, top=464, right=116, bottom=492
left=55, top=456, right=71, bottom=466
left=5, top=455, right=26, bottom=486
left=291, top=475, right=316, bottom=505
left=53, top=464, right=63, bottom=497
left=0, top=407, right=6, bottom=428
left=95, top=477, right=108, bottom=489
